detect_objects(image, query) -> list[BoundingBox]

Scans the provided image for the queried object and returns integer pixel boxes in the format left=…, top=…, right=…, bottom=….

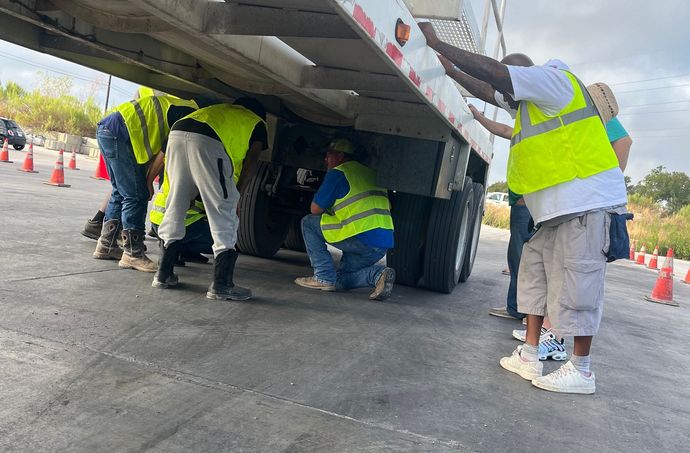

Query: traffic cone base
left=18, top=168, right=38, bottom=173
left=43, top=181, right=71, bottom=188
left=644, top=295, right=679, bottom=307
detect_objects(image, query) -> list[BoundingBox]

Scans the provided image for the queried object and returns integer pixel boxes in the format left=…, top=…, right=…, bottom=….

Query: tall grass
left=483, top=203, right=510, bottom=229
left=482, top=196, right=690, bottom=260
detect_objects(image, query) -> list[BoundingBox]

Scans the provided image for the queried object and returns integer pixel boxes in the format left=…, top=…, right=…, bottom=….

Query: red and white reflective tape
left=341, top=0, right=492, bottom=164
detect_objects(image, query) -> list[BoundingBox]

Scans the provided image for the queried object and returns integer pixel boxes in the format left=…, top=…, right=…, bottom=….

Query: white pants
left=158, top=131, right=240, bottom=257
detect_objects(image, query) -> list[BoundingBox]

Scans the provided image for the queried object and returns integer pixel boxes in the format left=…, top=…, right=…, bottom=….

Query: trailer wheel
left=458, top=182, right=485, bottom=283
left=386, top=192, right=431, bottom=287
left=283, top=217, right=306, bottom=252
left=423, top=178, right=475, bottom=293
left=237, top=162, right=290, bottom=257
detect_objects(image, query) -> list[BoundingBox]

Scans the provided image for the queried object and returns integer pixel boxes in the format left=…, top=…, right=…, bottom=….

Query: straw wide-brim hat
left=587, top=82, right=619, bottom=124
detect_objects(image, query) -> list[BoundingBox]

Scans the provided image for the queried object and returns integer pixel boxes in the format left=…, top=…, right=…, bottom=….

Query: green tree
left=634, top=166, right=690, bottom=213
left=487, top=180, right=508, bottom=193
left=624, top=175, right=635, bottom=194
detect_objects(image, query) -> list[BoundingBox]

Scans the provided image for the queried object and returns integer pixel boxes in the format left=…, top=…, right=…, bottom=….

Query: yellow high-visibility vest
left=178, top=104, right=265, bottom=184
left=116, top=95, right=198, bottom=164
left=507, top=71, right=619, bottom=194
left=149, top=173, right=205, bottom=227
left=320, top=161, right=393, bottom=243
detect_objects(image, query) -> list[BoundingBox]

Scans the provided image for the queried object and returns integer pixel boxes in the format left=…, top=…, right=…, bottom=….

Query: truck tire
left=423, top=177, right=475, bottom=293
left=283, top=217, right=306, bottom=252
left=458, top=182, right=485, bottom=283
left=237, top=162, right=290, bottom=257
left=386, top=192, right=431, bottom=287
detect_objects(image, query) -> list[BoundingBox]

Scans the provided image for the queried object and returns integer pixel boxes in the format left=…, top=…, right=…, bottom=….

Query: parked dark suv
left=0, top=117, right=27, bottom=150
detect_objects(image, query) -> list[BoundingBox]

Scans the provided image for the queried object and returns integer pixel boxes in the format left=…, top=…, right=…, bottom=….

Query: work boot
left=206, top=250, right=252, bottom=301
left=152, top=241, right=180, bottom=288
left=93, top=219, right=123, bottom=260
left=81, top=218, right=103, bottom=240
left=369, top=267, right=396, bottom=301
left=119, top=229, right=157, bottom=273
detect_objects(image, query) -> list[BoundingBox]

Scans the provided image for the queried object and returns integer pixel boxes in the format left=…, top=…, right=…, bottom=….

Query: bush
left=0, top=78, right=101, bottom=137
left=482, top=196, right=690, bottom=260
left=482, top=203, right=510, bottom=229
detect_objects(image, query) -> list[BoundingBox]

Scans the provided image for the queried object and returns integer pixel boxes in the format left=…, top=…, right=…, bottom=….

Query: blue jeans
left=507, top=203, right=533, bottom=318
left=152, top=220, right=213, bottom=255
left=301, top=214, right=387, bottom=290
left=97, top=124, right=149, bottom=231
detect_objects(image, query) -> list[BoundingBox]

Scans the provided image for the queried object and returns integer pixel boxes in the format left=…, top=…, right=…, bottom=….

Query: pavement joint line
left=4, top=268, right=123, bottom=284
left=0, top=325, right=466, bottom=450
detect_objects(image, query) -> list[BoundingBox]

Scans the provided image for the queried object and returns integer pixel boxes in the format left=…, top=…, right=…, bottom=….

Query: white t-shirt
left=506, top=64, right=627, bottom=223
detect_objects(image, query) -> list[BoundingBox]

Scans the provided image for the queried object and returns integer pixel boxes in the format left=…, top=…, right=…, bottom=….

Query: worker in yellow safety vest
left=93, top=94, right=198, bottom=273
left=154, top=98, right=268, bottom=301
left=420, top=23, right=628, bottom=395
left=149, top=172, right=213, bottom=267
left=294, top=138, right=396, bottom=301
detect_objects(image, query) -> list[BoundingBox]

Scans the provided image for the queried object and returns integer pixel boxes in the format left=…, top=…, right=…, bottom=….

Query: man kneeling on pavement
left=294, top=138, right=396, bottom=301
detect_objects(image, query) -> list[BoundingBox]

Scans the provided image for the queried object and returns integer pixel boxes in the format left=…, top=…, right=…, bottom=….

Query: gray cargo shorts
left=517, top=209, right=611, bottom=337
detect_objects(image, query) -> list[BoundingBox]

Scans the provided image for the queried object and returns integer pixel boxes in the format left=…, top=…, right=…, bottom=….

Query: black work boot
left=119, top=229, right=157, bottom=273
left=82, top=218, right=103, bottom=240
left=93, top=219, right=123, bottom=260
left=152, top=241, right=180, bottom=288
left=206, top=250, right=252, bottom=301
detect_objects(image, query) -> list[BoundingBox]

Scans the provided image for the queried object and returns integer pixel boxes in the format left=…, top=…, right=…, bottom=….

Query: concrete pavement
left=1, top=147, right=689, bottom=452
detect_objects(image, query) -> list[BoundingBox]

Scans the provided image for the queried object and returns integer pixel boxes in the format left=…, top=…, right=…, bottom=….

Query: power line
left=623, top=99, right=690, bottom=109
left=0, top=50, right=108, bottom=86
left=609, top=73, right=690, bottom=87
left=618, top=108, right=690, bottom=116
left=619, top=108, right=690, bottom=116
left=616, top=82, right=690, bottom=95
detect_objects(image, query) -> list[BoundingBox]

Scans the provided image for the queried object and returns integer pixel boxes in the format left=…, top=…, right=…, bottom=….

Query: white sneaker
left=531, top=361, right=596, bottom=394
left=512, top=327, right=551, bottom=342
left=499, top=347, right=543, bottom=381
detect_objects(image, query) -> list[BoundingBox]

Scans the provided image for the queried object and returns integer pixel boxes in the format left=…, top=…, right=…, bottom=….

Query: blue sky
left=0, top=41, right=139, bottom=111
left=1, top=0, right=689, bottom=185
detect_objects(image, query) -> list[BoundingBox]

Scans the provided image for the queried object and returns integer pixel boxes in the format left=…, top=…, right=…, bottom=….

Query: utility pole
left=104, top=75, right=112, bottom=113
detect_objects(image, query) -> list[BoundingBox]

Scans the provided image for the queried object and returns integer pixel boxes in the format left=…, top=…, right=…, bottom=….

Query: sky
left=0, top=42, right=139, bottom=112
left=465, top=0, right=690, bottom=184
left=0, top=0, right=689, bottom=185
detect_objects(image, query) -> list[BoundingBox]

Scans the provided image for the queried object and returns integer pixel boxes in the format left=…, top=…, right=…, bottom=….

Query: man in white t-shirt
left=420, top=23, right=626, bottom=394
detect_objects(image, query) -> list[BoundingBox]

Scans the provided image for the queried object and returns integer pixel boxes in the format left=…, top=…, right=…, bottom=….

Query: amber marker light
left=395, top=18, right=411, bottom=46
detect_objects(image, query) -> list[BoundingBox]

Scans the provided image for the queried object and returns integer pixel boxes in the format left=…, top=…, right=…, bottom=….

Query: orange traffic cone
left=43, top=149, right=70, bottom=188
left=0, top=137, right=12, bottom=163
left=67, top=148, right=80, bottom=170
left=644, top=249, right=677, bottom=306
left=647, top=245, right=659, bottom=269
left=635, top=245, right=646, bottom=265
left=91, top=153, right=110, bottom=180
left=682, top=268, right=690, bottom=285
left=18, top=142, right=38, bottom=173
left=629, top=239, right=637, bottom=260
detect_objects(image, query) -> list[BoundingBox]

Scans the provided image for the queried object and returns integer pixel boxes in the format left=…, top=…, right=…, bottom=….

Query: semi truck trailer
left=0, top=0, right=500, bottom=293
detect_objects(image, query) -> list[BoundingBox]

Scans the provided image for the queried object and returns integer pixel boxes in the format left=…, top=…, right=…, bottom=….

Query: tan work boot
left=119, top=229, right=157, bottom=273
left=93, top=219, right=123, bottom=260
left=294, top=276, right=335, bottom=291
